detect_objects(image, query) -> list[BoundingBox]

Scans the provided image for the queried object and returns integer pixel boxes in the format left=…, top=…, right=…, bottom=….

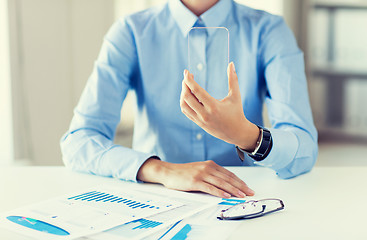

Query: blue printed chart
left=156, top=199, right=244, bottom=240
left=0, top=186, right=183, bottom=240
left=218, top=198, right=246, bottom=206
left=103, top=218, right=163, bottom=239
left=67, top=191, right=160, bottom=210
left=170, top=224, right=194, bottom=240
left=86, top=191, right=220, bottom=240
left=160, top=220, right=237, bottom=240
left=163, top=222, right=226, bottom=240
left=66, top=188, right=179, bottom=218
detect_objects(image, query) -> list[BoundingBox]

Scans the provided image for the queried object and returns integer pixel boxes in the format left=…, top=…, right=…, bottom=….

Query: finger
left=195, top=182, right=231, bottom=198
left=180, top=98, right=197, bottom=118
left=181, top=80, right=204, bottom=113
left=204, top=160, right=253, bottom=196
left=184, top=70, right=216, bottom=106
left=227, top=62, right=240, bottom=98
left=180, top=86, right=198, bottom=119
left=204, top=174, right=246, bottom=198
left=210, top=170, right=250, bottom=197
left=212, top=164, right=255, bottom=196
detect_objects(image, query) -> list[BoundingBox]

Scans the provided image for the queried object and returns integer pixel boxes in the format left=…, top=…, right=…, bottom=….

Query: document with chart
left=0, top=185, right=186, bottom=240
left=153, top=198, right=245, bottom=240
left=85, top=187, right=218, bottom=240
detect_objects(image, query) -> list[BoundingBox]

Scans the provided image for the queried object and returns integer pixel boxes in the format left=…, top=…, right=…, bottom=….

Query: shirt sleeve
left=60, top=18, right=153, bottom=182
left=254, top=16, right=318, bottom=179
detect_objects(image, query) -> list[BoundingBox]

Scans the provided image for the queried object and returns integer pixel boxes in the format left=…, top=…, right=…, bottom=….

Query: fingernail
left=183, top=69, right=188, bottom=77
left=248, top=189, right=255, bottom=195
left=238, top=191, right=246, bottom=198
left=223, top=192, right=231, bottom=198
left=231, top=62, right=236, bottom=73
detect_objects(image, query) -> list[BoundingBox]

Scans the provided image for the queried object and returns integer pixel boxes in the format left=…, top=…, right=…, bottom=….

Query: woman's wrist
left=137, top=158, right=170, bottom=184
left=235, top=120, right=260, bottom=152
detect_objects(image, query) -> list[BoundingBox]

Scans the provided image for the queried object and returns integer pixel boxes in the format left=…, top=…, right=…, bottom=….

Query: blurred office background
left=0, top=0, right=366, bottom=167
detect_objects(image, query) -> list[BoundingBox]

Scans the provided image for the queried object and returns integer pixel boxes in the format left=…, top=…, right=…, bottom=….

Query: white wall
left=9, top=0, right=115, bottom=165
left=0, top=0, right=14, bottom=165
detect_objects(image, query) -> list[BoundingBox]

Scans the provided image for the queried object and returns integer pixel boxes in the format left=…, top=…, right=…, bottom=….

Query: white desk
left=0, top=166, right=366, bottom=240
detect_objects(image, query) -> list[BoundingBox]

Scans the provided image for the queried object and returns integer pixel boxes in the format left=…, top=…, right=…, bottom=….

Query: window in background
left=0, top=0, right=14, bottom=165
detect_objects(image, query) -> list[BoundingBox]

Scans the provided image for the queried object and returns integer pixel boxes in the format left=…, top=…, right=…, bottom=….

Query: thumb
left=227, top=62, right=240, bottom=97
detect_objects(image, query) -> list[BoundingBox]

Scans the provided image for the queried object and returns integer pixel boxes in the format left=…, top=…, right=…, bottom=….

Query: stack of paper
left=0, top=185, right=239, bottom=240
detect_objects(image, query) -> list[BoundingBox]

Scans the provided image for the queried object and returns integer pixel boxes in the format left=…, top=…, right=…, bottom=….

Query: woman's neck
left=181, top=0, right=219, bottom=16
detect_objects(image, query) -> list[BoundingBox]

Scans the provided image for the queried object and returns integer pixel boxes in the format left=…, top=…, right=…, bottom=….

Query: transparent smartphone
left=188, top=27, right=229, bottom=100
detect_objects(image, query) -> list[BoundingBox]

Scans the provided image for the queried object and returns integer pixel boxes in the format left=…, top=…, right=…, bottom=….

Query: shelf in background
left=317, top=126, right=367, bottom=144
left=308, top=0, right=367, bottom=143
left=312, top=1, right=367, bottom=10
left=312, top=65, right=367, bottom=80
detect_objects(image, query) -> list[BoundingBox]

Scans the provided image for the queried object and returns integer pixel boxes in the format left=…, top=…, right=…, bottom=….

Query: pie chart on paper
left=6, top=216, right=70, bottom=236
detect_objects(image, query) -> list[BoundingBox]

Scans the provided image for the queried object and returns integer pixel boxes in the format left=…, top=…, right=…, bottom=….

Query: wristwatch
left=236, top=125, right=273, bottom=161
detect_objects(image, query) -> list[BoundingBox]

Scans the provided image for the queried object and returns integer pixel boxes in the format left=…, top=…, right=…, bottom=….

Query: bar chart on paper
left=0, top=186, right=183, bottom=240
left=86, top=191, right=218, bottom=240
left=101, top=218, right=164, bottom=239
left=66, top=189, right=176, bottom=217
left=218, top=198, right=246, bottom=206
left=157, top=199, right=244, bottom=240
left=171, top=223, right=194, bottom=240
left=160, top=218, right=237, bottom=240
left=165, top=223, right=217, bottom=240
left=167, top=223, right=234, bottom=240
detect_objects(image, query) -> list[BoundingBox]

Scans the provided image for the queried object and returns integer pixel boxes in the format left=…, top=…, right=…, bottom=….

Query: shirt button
left=196, top=133, right=203, bottom=140
left=196, top=63, right=203, bottom=71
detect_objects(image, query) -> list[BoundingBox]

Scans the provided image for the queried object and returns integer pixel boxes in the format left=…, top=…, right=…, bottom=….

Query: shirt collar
left=168, top=0, right=233, bottom=37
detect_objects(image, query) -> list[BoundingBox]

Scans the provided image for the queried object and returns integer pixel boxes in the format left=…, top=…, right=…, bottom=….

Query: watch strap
left=236, top=126, right=273, bottom=162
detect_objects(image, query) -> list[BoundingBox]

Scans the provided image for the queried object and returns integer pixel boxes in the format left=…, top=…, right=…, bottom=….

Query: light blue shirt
left=60, top=0, right=318, bottom=181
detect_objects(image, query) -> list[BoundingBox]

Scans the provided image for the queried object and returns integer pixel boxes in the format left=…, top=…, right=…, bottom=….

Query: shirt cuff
left=253, top=128, right=299, bottom=171
left=100, top=145, right=157, bottom=182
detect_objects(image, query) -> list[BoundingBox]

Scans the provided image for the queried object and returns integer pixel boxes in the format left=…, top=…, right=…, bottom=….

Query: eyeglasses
left=217, top=198, right=284, bottom=220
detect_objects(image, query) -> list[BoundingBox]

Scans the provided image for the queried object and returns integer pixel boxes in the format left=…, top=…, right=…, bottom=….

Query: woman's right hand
left=137, top=158, right=255, bottom=198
